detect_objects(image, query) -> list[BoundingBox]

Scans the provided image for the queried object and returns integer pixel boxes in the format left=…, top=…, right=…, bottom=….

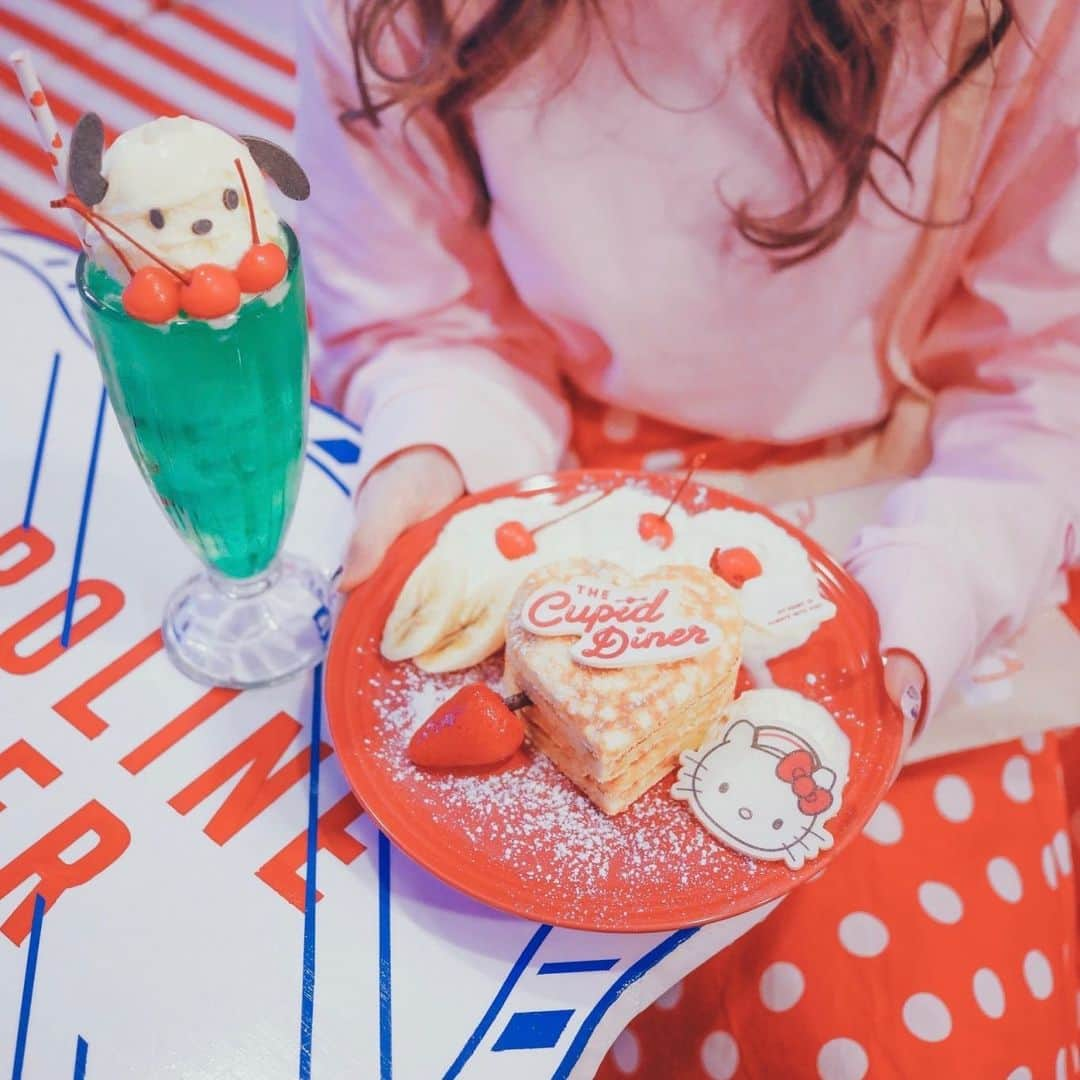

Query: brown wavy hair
left=344, top=1, right=1015, bottom=265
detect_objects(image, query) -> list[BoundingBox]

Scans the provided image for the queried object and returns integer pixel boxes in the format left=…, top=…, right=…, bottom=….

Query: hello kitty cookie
left=672, top=688, right=850, bottom=870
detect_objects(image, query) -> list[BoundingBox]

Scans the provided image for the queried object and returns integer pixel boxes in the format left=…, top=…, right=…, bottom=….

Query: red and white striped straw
left=8, top=49, right=84, bottom=241
left=9, top=50, right=67, bottom=188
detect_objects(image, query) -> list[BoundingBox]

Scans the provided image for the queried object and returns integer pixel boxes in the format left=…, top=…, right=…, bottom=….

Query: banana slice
left=413, top=575, right=518, bottom=674
left=382, top=490, right=605, bottom=670
left=381, top=556, right=465, bottom=662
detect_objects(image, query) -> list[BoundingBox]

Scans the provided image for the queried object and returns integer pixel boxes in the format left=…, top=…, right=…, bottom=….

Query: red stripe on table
left=0, top=70, right=120, bottom=144
left=0, top=116, right=64, bottom=183
left=0, top=189, right=77, bottom=247
left=169, top=3, right=296, bottom=78
left=52, top=0, right=294, bottom=131
left=0, top=7, right=180, bottom=118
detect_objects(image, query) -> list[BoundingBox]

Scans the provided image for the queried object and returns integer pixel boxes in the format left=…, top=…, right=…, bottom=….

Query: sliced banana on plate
left=413, top=575, right=521, bottom=673
left=381, top=556, right=466, bottom=662
left=381, top=491, right=611, bottom=670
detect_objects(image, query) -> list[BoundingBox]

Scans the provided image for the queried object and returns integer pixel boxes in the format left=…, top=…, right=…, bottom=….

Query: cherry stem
left=659, top=452, right=707, bottom=522
left=531, top=486, right=615, bottom=538
left=234, top=157, right=259, bottom=246
left=54, top=196, right=134, bottom=277
left=503, top=692, right=531, bottom=712
left=51, top=196, right=190, bottom=285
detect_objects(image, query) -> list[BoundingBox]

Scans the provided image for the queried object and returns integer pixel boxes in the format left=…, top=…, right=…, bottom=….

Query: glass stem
left=210, top=556, right=280, bottom=601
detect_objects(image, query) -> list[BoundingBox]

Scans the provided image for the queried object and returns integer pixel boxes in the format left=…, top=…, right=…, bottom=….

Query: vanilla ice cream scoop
left=69, top=114, right=308, bottom=280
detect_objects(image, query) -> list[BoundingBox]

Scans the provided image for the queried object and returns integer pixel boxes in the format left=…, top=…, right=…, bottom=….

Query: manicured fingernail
left=901, top=683, right=922, bottom=726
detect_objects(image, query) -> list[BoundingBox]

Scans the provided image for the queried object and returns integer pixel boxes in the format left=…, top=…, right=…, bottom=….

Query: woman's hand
left=339, top=446, right=465, bottom=591
left=883, top=649, right=926, bottom=757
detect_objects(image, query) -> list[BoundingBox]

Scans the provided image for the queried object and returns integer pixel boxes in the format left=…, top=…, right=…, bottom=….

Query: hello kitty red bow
left=776, top=749, right=834, bottom=816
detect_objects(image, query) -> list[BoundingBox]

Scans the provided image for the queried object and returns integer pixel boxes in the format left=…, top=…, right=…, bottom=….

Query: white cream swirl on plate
left=382, top=485, right=837, bottom=675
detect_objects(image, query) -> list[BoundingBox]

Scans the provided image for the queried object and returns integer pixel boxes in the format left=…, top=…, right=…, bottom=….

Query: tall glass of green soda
left=76, top=223, right=330, bottom=688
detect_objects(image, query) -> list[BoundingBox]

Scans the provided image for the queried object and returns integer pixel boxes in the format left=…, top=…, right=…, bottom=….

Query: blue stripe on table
left=61, top=386, right=107, bottom=649
left=72, top=1036, right=89, bottom=1080
left=298, top=664, right=324, bottom=1080
left=492, top=1009, right=575, bottom=1053
left=0, top=238, right=91, bottom=348
left=304, top=452, right=351, bottom=497
left=10, top=894, right=46, bottom=1080
left=443, top=924, right=553, bottom=1078
left=311, top=401, right=363, bottom=437
left=312, top=437, right=361, bottom=465
left=23, top=351, right=61, bottom=529
left=538, top=958, right=619, bottom=976
left=551, top=928, right=700, bottom=1080
left=378, top=832, right=393, bottom=1080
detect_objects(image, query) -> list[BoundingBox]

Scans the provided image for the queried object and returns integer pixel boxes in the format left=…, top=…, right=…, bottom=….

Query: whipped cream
left=404, top=484, right=837, bottom=671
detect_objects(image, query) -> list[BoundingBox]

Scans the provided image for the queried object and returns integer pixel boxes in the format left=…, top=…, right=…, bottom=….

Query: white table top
left=0, top=228, right=776, bottom=1080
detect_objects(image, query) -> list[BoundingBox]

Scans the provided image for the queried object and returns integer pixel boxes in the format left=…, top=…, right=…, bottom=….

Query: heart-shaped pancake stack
left=504, top=558, right=743, bottom=814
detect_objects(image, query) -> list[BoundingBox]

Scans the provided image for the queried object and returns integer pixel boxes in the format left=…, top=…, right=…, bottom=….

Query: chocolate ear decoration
left=238, top=136, right=310, bottom=201
left=69, top=113, right=108, bottom=206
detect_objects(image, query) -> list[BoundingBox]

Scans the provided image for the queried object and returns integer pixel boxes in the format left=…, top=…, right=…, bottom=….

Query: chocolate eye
left=148, top=208, right=165, bottom=229
left=771, top=818, right=784, bottom=830
left=223, top=188, right=239, bottom=210
left=717, top=782, right=729, bottom=794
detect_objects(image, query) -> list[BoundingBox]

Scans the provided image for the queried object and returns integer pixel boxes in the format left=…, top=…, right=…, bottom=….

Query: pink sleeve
left=846, top=111, right=1080, bottom=724
left=294, top=0, right=570, bottom=490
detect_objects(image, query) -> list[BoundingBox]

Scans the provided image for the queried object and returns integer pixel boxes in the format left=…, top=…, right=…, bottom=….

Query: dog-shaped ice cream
left=69, top=113, right=309, bottom=281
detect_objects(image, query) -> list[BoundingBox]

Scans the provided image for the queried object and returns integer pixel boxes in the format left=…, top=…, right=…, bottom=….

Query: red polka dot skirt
left=564, top=396, right=1080, bottom=1079
left=597, top=734, right=1078, bottom=1079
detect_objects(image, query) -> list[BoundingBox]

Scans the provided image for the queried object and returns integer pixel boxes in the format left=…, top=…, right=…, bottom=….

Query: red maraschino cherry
left=495, top=520, right=537, bottom=559
left=637, top=452, right=707, bottom=550
left=237, top=242, right=287, bottom=293
left=637, top=512, right=674, bottom=550
left=494, top=487, right=615, bottom=561
left=180, top=264, right=241, bottom=320
left=710, top=546, right=763, bottom=588
left=408, top=684, right=525, bottom=769
left=123, top=266, right=181, bottom=323
left=233, top=156, right=288, bottom=293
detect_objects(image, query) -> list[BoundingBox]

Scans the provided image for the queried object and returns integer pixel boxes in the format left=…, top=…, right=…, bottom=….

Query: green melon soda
left=69, top=114, right=328, bottom=689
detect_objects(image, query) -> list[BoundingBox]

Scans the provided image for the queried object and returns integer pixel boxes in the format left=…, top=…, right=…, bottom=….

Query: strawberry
left=407, top=684, right=525, bottom=769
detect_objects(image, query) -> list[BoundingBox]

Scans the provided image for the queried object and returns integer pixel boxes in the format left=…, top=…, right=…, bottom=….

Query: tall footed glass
left=77, top=224, right=330, bottom=687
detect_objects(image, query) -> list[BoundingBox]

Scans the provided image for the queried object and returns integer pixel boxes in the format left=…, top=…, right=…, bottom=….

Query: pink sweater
left=296, top=0, right=1080, bottom=719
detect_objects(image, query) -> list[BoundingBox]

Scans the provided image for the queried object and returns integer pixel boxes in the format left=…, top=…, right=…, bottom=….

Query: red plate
left=326, top=470, right=903, bottom=931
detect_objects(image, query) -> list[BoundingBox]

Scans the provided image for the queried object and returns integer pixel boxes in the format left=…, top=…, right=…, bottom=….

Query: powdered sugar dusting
left=357, top=657, right=767, bottom=923
left=336, top=476, right=897, bottom=927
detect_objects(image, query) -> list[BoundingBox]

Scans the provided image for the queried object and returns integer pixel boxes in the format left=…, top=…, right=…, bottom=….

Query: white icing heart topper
left=520, top=577, right=722, bottom=669
left=672, top=688, right=851, bottom=870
